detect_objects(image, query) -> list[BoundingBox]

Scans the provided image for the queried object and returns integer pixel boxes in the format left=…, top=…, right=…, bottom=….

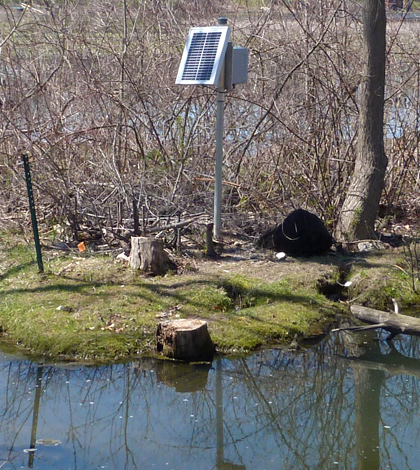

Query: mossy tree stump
left=156, top=319, right=215, bottom=362
left=129, top=237, right=176, bottom=275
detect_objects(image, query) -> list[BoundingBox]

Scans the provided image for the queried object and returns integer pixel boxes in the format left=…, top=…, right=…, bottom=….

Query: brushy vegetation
left=1, top=0, right=420, bottom=243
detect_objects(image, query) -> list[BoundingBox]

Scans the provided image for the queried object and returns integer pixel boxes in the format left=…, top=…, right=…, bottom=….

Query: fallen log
left=332, top=300, right=420, bottom=340
left=144, top=214, right=206, bottom=234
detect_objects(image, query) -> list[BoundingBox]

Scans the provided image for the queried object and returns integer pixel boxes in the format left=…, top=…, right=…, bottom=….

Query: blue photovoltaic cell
left=181, top=31, right=222, bottom=81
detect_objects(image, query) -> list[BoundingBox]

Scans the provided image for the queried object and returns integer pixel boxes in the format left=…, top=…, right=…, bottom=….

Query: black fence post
left=22, top=154, right=44, bottom=273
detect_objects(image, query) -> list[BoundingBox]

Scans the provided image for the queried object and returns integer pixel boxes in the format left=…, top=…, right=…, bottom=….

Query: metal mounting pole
left=22, top=154, right=44, bottom=273
left=214, top=88, right=225, bottom=240
left=213, top=17, right=228, bottom=241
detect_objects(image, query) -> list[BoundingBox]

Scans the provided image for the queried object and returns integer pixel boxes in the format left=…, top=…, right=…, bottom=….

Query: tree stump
left=129, top=237, right=176, bottom=275
left=205, top=223, right=218, bottom=258
left=156, top=319, right=215, bottom=362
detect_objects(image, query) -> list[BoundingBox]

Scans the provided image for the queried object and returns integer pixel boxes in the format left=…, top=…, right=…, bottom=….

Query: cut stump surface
left=156, top=319, right=215, bottom=362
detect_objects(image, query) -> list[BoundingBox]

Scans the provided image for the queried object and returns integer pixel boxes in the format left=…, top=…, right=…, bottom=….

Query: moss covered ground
left=1, top=231, right=419, bottom=363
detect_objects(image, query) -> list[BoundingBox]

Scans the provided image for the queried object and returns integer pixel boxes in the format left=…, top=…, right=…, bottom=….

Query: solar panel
left=176, top=26, right=231, bottom=86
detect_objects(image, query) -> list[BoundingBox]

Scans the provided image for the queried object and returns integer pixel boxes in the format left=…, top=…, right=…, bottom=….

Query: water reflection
left=1, top=333, right=420, bottom=469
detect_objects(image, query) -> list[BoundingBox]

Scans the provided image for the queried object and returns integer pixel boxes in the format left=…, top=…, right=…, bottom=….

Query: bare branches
left=0, top=0, right=419, bottom=241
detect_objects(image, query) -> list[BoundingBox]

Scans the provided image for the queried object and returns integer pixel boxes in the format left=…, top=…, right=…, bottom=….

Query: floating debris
left=36, top=439, right=61, bottom=446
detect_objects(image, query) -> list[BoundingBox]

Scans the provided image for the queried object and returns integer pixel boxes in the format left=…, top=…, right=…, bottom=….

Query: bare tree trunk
left=335, top=0, right=388, bottom=241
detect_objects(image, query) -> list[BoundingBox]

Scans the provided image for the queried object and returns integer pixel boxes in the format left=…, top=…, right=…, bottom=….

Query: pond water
left=1, top=330, right=420, bottom=470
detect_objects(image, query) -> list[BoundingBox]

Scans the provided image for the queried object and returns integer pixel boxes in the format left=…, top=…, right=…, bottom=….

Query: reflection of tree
left=354, top=365, right=384, bottom=470
left=349, top=336, right=385, bottom=470
left=342, top=331, right=420, bottom=470
left=1, top=336, right=420, bottom=469
left=220, top=348, right=354, bottom=469
left=215, top=335, right=420, bottom=469
left=0, top=361, right=147, bottom=469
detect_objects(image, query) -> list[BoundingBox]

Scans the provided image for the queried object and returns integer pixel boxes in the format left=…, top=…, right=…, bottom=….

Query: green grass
left=0, top=234, right=344, bottom=362
left=206, top=274, right=334, bottom=350
left=3, top=231, right=420, bottom=363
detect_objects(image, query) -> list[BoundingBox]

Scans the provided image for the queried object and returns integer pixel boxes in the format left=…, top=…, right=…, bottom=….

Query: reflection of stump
left=156, top=319, right=215, bottom=362
left=157, top=362, right=211, bottom=393
left=129, top=237, right=176, bottom=275
left=132, top=358, right=211, bottom=392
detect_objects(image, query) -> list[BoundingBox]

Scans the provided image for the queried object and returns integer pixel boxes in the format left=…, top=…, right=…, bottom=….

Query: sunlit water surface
left=1, top=331, right=420, bottom=470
